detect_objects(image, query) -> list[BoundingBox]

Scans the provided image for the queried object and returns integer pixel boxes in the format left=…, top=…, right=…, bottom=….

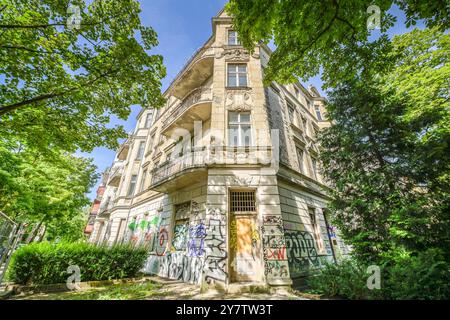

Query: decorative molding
left=216, top=48, right=252, bottom=61
left=225, top=89, right=253, bottom=111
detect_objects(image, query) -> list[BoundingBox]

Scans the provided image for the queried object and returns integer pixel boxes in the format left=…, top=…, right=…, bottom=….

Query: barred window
left=230, top=190, right=256, bottom=213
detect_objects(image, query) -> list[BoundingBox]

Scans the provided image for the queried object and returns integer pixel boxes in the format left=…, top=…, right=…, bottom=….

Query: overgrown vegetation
left=228, top=2, right=449, bottom=299
left=309, top=249, right=450, bottom=300
left=8, top=242, right=148, bottom=285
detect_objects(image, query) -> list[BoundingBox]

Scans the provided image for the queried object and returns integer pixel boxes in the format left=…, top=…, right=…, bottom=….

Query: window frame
left=227, top=30, right=240, bottom=45
left=127, top=174, right=138, bottom=197
left=227, top=63, right=248, bottom=87
left=314, top=105, right=323, bottom=121
left=144, top=112, right=153, bottom=128
left=136, top=141, right=145, bottom=161
left=228, top=111, right=252, bottom=147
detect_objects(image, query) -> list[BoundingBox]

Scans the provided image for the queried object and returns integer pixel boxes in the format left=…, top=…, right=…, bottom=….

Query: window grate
left=230, top=191, right=256, bottom=212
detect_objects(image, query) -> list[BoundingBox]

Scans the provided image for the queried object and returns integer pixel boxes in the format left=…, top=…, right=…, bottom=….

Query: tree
left=319, top=28, right=449, bottom=263
left=0, top=139, right=98, bottom=241
left=0, top=0, right=166, bottom=153
left=226, top=0, right=449, bottom=87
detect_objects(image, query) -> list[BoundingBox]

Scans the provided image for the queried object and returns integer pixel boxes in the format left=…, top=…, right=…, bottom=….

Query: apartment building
left=89, top=8, right=349, bottom=290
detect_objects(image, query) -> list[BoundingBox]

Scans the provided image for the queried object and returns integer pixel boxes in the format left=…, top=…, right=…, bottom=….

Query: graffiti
left=204, top=209, right=228, bottom=284
left=265, top=260, right=288, bottom=278
left=229, top=220, right=237, bottom=250
left=191, top=201, right=200, bottom=217
left=187, top=222, right=207, bottom=257
left=263, top=215, right=282, bottom=225
left=284, top=230, right=320, bottom=276
left=264, top=246, right=286, bottom=260
left=172, top=223, right=188, bottom=251
left=327, top=226, right=336, bottom=238
left=144, top=253, right=204, bottom=284
left=262, top=234, right=285, bottom=248
left=155, top=228, right=169, bottom=256
left=261, top=224, right=283, bottom=235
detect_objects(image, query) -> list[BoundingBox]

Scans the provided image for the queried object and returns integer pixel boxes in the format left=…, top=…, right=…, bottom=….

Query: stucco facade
left=90, top=9, right=349, bottom=290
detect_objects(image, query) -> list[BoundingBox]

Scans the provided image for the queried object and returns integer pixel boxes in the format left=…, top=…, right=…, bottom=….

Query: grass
left=12, top=281, right=168, bottom=300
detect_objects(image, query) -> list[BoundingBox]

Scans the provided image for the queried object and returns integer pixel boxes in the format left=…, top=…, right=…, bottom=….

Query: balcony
left=149, top=146, right=273, bottom=192
left=117, top=137, right=132, bottom=160
left=169, top=47, right=214, bottom=99
left=161, top=86, right=212, bottom=136
left=107, top=162, right=124, bottom=187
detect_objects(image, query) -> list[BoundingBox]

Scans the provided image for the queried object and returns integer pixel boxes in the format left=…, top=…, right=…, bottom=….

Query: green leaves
left=227, top=0, right=449, bottom=87
left=0, top=0, right=166, bottom=153
left=8, top=242, right=149, bottom=285
left=318, top=28, right=449, bottom=263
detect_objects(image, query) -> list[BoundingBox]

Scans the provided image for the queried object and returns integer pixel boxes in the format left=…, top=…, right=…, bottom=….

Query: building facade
left=89, top=9, right=349, bottom=290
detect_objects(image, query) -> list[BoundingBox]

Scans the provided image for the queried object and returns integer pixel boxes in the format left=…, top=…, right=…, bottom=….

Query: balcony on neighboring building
left=161, top=86, right=213, bottom=137
left=149, top=146, right=273, bottom=192
left=117, top=137, right=132, bottom=160
left=107, top=162, right=124, bottom=187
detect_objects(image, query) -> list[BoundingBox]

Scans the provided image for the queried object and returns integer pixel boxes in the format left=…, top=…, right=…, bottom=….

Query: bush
left=308, top=249, right=450, bottom=300
left=383, top=249, right=450, bottom=300
left=307, top=259, right=375, bottom=299
left=8, top=242, right=149, bottom=285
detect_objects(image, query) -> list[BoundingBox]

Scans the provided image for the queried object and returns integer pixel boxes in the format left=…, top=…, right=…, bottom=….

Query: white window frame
left=314, top=105, right=323, bottom=121
left=227, top=30, right=240, bottom=45
left=127, top=174, right=138, bottom=197
left=144, top=112, right=153, bottom=128
left=228, top=112, right=252, bottom=147
left=227, top=63, right=247, bottom=87
left=136, top=141, right=145, bottom=160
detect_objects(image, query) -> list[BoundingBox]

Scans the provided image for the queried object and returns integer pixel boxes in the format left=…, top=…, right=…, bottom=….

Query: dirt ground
left=8, top=276, right=312, bottom=300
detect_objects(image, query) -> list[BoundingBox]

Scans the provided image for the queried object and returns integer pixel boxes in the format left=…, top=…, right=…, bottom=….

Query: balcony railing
left=161, top=86, right=212, bottom=131
left=107, top=162, right=124, bottom=187
left=149, top=146, right=273, bottom=188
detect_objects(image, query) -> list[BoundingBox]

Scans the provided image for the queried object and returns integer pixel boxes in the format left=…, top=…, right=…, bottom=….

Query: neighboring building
left=89, top=8, right=349, bottom=290
left=84, top=173, right=107, bottom=237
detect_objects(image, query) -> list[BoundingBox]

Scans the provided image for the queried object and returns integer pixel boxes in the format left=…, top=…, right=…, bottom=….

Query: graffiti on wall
left=261, top=215, right=289, bottom=279
left=144, top=253, right=204, bottom=284
left=172, top=223, right=188, bottom=251
left=155, top=228, right=169, bottom=256
left=187, top=222, right=207, bottom=257
left=204, top=208, right=228, bottom=284
left=284, top=230, right=321, bottom=277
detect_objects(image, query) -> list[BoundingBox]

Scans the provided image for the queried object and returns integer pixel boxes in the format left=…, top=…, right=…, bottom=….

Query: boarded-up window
left=308, top=207, right=325, bottom=254
left=230, top=191, right=256, bottom=213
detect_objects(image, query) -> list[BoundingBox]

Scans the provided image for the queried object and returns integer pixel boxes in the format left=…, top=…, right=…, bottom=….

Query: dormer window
left=228, top=30, right=240, bottom=45
left=314, top=105, right=323, bottom=121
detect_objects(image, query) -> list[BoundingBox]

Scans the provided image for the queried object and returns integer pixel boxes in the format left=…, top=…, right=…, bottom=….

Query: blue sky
left=83, top=1, right=421, bottom=200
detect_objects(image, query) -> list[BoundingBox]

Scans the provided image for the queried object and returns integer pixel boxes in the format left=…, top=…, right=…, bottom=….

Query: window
left=230, top=190, right=256, bottom=213
left=228, top=30, right=240, bottom=45
left=287, top=102, right=298, bottom=126
left=139, top=169, right=147, bottom=192
left=115, top=218, right=127, bottom=244
left=127, top=175, right=137, bottom=197
left=136, top=141, right=145, bottom=160
left=227, top=64, right=247, bottom=87
left=308, top=207, right=325, bottom=254
left=302, top=116, right=309, bottom=135
left=296, top=147, right=305, bottom=174
left=311, top=157, right=318, bottom=179
left=228, top=112, right=251, bottom=147
left=144, top=112, right=153, bottom=128
left=314, top=105, right=323, bottom=121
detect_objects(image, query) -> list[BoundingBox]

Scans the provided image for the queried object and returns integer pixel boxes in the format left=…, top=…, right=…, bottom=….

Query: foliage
left=226, top=0, right=449, bottom=87
left=44, top=209, right=88, bottom=243
left=0, top=140, right=97, bottom=241
left=319, top=28, right=449, bottom=263
left=8, top=242, right=148, bottom=285
left=0, top=0, right=166, bottom=154
left=308, top=250, right=450, bottom=300
left=307, top=259, right=376, bottom=299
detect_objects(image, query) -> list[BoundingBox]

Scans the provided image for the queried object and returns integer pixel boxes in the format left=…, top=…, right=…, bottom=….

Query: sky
left=83, top=0, right=421, bottom=200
